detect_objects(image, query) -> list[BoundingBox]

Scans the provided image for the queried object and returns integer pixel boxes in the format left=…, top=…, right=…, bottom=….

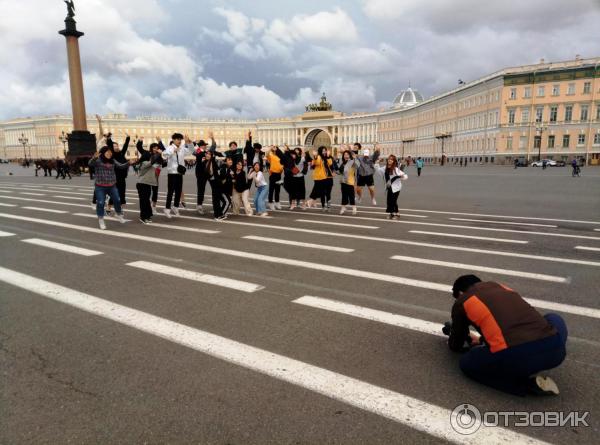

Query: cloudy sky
left=1, top=0, right=599, bottom=120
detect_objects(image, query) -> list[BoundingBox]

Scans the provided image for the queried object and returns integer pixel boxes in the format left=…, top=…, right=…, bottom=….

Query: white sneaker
left=172, top=207, right=180, bottom=217
left=115, top=213, right=126, bottom=224
left=275, top=202, right=282, bottom=210
left=371, top=198, right=377, bottom=206
left=98, top=218, right=106, bottom=230
left=269, top=202, right=275, bottom=211
left=163, top=208, right=172, bottom=219
left=289, top=203, right=296, bottom=210
left=356, top=196, right=362, bottom=204
left=340, top=206, right=346, bottom=215
left=91, top=203, right=96, bottom=211
left=196, top=205, right=204, bottom=215
left=259, top=212, right=269, bottom=217
left=352, top=206, right=357, bottom=215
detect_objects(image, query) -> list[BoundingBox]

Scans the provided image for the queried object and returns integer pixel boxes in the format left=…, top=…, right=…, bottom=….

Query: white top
left=162, top=143, right=195, bottom=175
left=375, top=165, right=408, bottom=193
left=248, top=170, right=267, bottom=187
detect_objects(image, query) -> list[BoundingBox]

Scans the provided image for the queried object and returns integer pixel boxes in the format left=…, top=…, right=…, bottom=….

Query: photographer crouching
left=445, top=275, right=567, bottom=396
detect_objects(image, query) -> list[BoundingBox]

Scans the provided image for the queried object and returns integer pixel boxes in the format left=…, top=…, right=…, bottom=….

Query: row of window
left=506, top=133, right=600, bottom=149
left=509, top=81, right=593, bottom=100
left=507, top=103, right=600, bottom=124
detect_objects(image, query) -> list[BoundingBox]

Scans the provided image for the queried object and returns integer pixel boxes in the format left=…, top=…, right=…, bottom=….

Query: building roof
left=392, top=87, right=424, bottom=109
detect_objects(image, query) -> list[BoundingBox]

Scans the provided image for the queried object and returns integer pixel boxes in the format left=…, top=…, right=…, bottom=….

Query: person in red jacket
left=447, top=275, right=567, bottom=396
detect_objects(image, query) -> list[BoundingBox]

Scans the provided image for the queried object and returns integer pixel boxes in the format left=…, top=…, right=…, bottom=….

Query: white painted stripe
left=22, top=206, right=68, bottom=214
left=53, top=195, right=87, bottom=200
left=295, top=219, right=379, bottom=229
left=20, top=192, right=46, bottom=196
left=21, top=238, right=103, bottom=256
left=142, top=222, right=219, bottom=234
left=243, top=235, right=354, bottom=253
left=0, top=211, right=449, bottom=292
left=410, top=230, right=528, bottom=244
left=449, top=218, right=557, bottom=228
left=595, top=229, right=600, bottom=232
left=73, top=213, right=131, bottom=223
left=0, top=195, right=90, bottom=209
left=127, top=261, right=263, bottom=293
left=390, top=255, right=568, bottom=283
left=0, top=230, right=15, bottom=237
left=274, top=208, right=420, bottom=224
left=294, top=296, right=444, bottom=337
left=0, top=266, right=547, bottom=445
left=400, top=220, right=600, bottom=241
left=0, top=203, right=17, bottom=207
left=575, top=246, right=600, bottom=252
left=2, top=204, right=600, bottom=269
left=396, top=207, right=600, bottom=226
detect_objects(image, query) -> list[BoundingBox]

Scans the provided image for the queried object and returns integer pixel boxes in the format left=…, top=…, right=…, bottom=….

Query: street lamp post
left=535, top=126, right=547, bottom=162
left=435, top=133, right=452, bottom=166
left=18, top=133, right=29, bottom=164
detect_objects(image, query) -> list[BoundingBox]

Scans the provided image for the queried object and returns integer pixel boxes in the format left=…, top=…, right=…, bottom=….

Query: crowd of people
left=89, top=119, right=409, bottom=230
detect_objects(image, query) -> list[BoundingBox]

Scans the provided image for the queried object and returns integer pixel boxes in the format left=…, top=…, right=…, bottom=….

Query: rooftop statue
left=64, top=0, right=75, bottom=18
left=305, top=92, right=333, bottom=112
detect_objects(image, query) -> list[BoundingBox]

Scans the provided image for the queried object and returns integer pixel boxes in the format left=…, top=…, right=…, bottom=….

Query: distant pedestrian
left=514, top=159, right=519, bottom=169
left=542, top=159, right=547, bottom=170
left=416, top=157, right=424, bottom=177
left=460, top=158, right=463, bottom=167
left=375, top=155, right=408, bottom=219
left=571, top=159, right=581, bottom=177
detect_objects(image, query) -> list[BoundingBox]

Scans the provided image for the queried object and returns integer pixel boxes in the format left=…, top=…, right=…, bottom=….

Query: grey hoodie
left=356, top=151, right=380, bottom=176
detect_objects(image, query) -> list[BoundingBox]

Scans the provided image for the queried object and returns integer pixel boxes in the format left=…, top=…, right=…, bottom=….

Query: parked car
left=554, top=160, right=566, bottom=167
left=0, top=159, right=9, bottom=164
left=531, top=159, right=557, bottom=167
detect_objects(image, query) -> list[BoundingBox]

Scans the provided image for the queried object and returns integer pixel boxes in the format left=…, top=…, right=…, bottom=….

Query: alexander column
left=58, top=0, right=96, bottom=156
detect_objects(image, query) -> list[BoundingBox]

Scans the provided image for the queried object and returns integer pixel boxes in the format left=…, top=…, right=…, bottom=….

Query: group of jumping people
left=89, top=120, right=408, bottom=230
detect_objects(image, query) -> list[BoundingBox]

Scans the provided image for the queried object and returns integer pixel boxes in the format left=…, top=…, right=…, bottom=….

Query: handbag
left=291, top=166, right=300, bottom=175
left=175, top=151, right=186, bottom=175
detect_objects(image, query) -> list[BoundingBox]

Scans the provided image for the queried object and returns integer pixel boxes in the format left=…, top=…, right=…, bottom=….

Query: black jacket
left=193, top=139, right=220, bottom=178
left=244, top=137, right=264, bottom=170
left=233, top=169, right=250, bottom=193
left=109, top=136, right=130, bottom=178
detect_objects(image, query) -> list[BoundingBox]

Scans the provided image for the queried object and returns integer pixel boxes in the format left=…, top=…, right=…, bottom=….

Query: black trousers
left=309, top=179, right=327, bottom=207
left=137, top=183, right=153, bottom=220
left=196, top=175, right=208, bottom=205
left=152, top=185, right=158, bottom=203
left=269, top=172, right=281, bottom=203
left=109, top=176, right=127, bottom=205
left=293, top=176, right=306, bottom=202
left=209, top=179, right=225, bottom=218
left=324, top=178, right=334, bottom=203
left=417, top=167, right=422, bottom=177
left=386, top=189, right=400, bottom=214
left=166, top=173, right=183, bottom=209
left=341, top=183, right=355, bottom=206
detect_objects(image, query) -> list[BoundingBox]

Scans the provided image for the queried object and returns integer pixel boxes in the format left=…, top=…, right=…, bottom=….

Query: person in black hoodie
left=191, top=132, right=218, bottom=215
left=202, top=150, right=227, bottom=221
left=280, top=146, right=297, bottom=208
left=231, top=160, right=253, bottom=215
left=219, top=156, right=235, bottom=216
left=243, top=131, right=264, bottom=171
left=106, top=133, right=130, bottom=214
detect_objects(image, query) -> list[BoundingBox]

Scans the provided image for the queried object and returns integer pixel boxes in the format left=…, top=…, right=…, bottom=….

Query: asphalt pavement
left=0, top=164, right=598, bottom=444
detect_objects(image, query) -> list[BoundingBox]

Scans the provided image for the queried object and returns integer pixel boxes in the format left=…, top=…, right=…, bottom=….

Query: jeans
left=137, top=183, right=153, bottom=220
left=254, top=185, right=268, bottom=213
left=95, top=185, right=121, bottom=218
left=459, top=313, right=567, bottom=396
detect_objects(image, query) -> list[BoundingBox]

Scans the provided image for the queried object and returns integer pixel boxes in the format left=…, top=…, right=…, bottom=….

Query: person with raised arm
left=375, top=154, right=407, bottom=219
left=161, top=133, right=195, bottom=219
left=337, top=146, right=360, bottom=215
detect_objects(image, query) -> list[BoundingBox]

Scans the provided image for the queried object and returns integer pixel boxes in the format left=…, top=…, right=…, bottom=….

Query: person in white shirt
left=247, top=162, right=269, bottom=216
left=161, top=133, right=195, bottom=218
left=375, top=155, right=408, bottom=219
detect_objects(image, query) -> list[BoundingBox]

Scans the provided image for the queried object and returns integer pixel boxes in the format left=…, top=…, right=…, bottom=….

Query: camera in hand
left=442, top=321, right=452, bottom=336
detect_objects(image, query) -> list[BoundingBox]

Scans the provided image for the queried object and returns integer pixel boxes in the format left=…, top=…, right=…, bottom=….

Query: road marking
left=575, top=246, right=600, bottom=252
left=21, top=238, right=103, bottom=256
left=449, top=218, right=557, bottom=228
left=127, top=261, right=264, bottom=293
left=273, top=208, right=423, bottom=223
left=595, top=229, right=600, bottom=232
left=0, top=230, right=15, bottom=237
left=141, top=221, right=219, bottom=234
left=22, top=206, right=68, bottom=214
left=0, top=203, right=16, bottom=207
left=400, top=220, right=600, bottom=241
left=73, top=212, right=132, bottom=222
left=243, top=235, right=354, bottom=253
left=410, top=230, right=528, bottom=244
left=0, top=211, right=449, bottom=292
left=390, top=255, right=568, bottom=283
left=2, top=203, right=600, bottom=268
left=0, top=195, right=91, bottom=209
left=20, top=192, right=46, bottom=196
left=295, top=219, right=379, bottom=229
left=53, top=195, right=87, bottom=200
left=0, top=266, right=546, bottom=445
left=395, top=208, right=600, bottom=226
left=293, top=296, right=444, bottom=337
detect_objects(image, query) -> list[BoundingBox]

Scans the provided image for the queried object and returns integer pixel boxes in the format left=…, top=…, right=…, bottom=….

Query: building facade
left=1, top=57, right=599, bottom=165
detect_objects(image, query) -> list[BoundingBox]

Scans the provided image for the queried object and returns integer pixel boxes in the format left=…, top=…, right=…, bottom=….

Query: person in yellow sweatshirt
left=261, top=145, right=284, bottom=210
left=306, top=146, right=333, bottom=210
